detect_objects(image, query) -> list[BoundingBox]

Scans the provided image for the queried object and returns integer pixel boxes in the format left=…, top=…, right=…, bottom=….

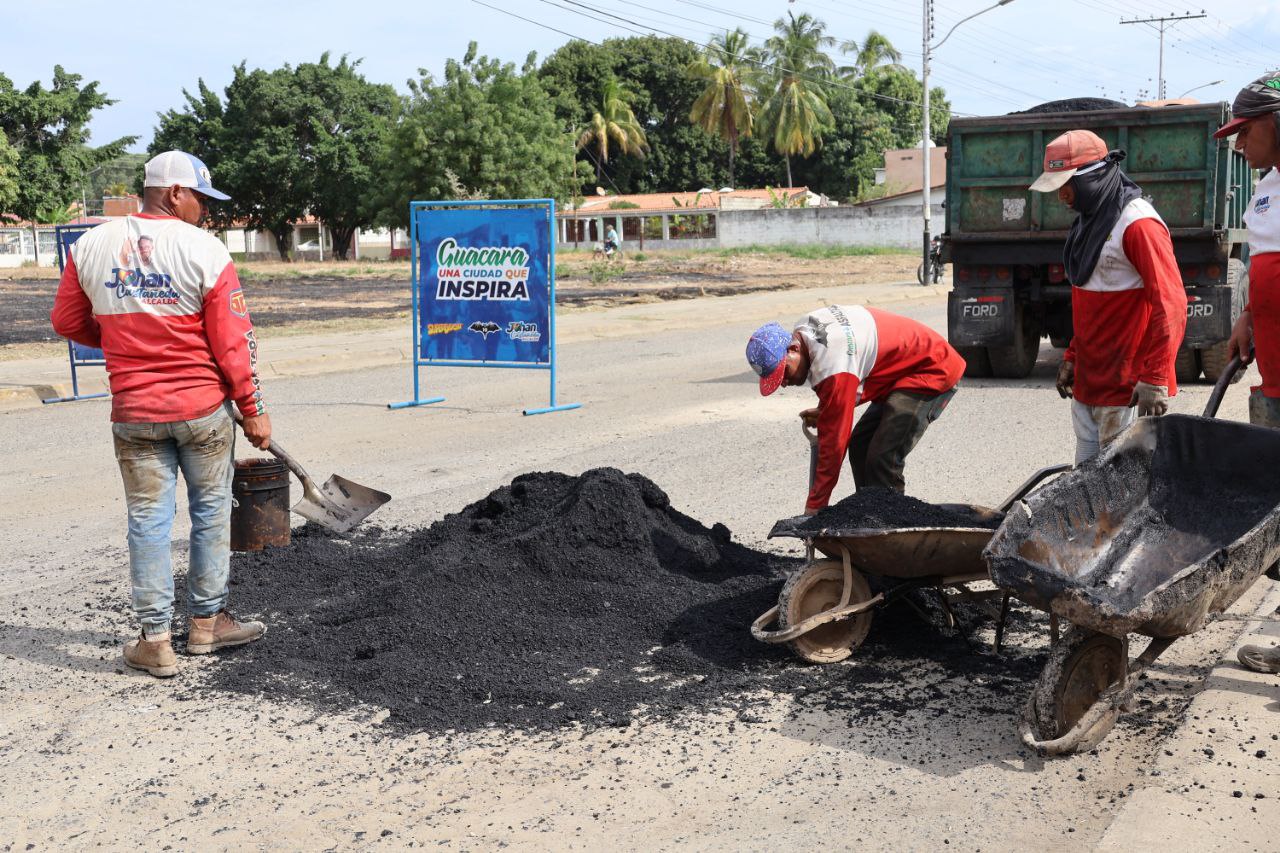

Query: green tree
left=759, top=12, right=836, bottom=187
left=292, top=54, right=398, bottom=259
left=855, top=66, right=951, bottom=149
left=155, top=56, right=396, bottom=260
left=539, top=36, right=728, bottom=193
left=375, top=44, right=575, bottom=229
left=0, top=67, right=134, bottom=264
left=575, top=76, right=648, bottom=184
left=790, top=85, right=897, bottom=201
left=838, top=31, right=904, bottom=79
left=0, top=131, right=18, bottom=213
left=688, top=29, right=757, bottom=186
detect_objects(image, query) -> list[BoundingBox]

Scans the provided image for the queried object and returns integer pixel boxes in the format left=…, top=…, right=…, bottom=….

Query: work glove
left=1055, top=360, right=1075, bottom=399
left=1129, top=381, right=1169, bottom=417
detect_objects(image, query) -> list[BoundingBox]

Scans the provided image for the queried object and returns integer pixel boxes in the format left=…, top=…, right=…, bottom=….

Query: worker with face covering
left=1030, top=130, right=1187, bottom=463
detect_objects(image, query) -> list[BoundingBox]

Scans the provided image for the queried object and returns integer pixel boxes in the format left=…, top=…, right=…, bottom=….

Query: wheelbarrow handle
left=1201, top=345, right=1252, bottom=419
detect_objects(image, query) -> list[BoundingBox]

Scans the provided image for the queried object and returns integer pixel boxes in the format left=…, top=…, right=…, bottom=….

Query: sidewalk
left=0, top=280, right=946, bottom=407
left=1097, top=581, right=1280, bottom=850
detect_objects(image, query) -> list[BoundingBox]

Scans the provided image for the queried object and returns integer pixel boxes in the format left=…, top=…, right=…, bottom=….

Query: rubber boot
left=123, top=633, right=179, bottom=678
left=186, top=610, right=266, bottom=655
left=1237, top=644, right=1280, bottom=674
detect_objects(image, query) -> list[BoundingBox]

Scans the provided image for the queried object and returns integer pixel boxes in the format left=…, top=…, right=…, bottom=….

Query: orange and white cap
left=1029, top=130, right=1109, bottom=193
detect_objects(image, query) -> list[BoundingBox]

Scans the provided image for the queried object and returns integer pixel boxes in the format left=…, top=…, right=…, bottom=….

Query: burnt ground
left=0, top=253, right=918, bottom=347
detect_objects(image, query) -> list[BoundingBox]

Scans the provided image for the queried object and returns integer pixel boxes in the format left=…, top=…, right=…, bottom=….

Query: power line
left=1119, top=11, right=1207, bottom=99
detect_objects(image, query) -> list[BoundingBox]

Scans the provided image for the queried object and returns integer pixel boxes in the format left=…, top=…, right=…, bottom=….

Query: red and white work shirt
left=1244, top=168, right=1280, bottom=397
left=51, top=214, right=265, bottom=423
left=796, top=305, right=965, bottom=512
left=1064, top=197, right=1187, bottom=406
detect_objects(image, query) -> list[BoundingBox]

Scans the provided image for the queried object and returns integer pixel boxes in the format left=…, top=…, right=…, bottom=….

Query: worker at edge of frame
left=1218, top=71, right=1280, bottom=676
left=745, top=305, right=965, bottom=516
left=50, top=151, right=272, bottom=680
left=1029, top=129, right=1187, bottom=465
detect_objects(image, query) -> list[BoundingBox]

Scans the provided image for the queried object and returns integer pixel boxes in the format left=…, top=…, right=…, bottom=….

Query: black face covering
left=1063, top=150, right=1144, bottom=285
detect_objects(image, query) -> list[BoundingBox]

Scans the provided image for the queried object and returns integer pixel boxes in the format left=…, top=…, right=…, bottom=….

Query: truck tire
left=1201, top=260, right=1248, bottom=384
left=1174, top=347, right=1202, bottom=384
left=988, top=303, right=1041, bottom=379
left=1201, top=341, right=1243, bottom=384
left=957, top=345, right=993, bottom=378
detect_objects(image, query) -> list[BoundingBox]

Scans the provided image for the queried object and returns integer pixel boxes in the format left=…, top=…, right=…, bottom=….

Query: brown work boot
left=123, top=633, right=179, bottom=678
left=1237, top=644, right=1280, bottom=674
left=186, top=610, right=266, bottom=655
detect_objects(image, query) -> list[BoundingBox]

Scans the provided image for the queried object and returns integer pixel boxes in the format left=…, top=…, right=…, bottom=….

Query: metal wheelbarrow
left=987, top=357, right=1280, bottom=754
left=753, top=422, right=1070, bottom=663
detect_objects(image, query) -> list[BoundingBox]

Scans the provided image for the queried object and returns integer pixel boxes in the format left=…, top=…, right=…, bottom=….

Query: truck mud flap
left=1183, top=286, right=1235, bottom=348
left=948, top=290, right=1014, bottom=347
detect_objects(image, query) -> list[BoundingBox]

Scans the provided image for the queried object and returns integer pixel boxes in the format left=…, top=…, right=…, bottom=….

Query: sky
left=5, top=0, right=1280, bottom=153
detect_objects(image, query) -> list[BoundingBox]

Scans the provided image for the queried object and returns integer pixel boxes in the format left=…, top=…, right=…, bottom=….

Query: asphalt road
left=0, top=287, right=1272, bottom=849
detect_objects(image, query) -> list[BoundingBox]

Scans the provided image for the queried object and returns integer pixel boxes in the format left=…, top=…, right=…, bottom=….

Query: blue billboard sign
left=417, top=206, right=550, bottom=364
left=389, top=199, right=580, bottom=416
left=45, top=224, right=109, bottom=404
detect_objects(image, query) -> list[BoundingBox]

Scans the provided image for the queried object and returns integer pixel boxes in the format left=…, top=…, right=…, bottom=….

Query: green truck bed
left=943, top=102, right=1253, bottom=381
left=946, top=103, right=1250, bottom=246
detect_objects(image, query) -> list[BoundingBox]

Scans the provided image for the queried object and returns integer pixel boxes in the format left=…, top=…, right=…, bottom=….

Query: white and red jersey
left=1064, top=197, right=1186, bottom=406
left=796, top=305, right=965, bottom=512
left=1243, top=169, right=1280, bottom=397
left=51, top=214, right=265, bottom=423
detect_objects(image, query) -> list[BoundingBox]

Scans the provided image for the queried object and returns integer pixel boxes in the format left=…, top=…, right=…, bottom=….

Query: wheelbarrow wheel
left=1031, top=627, right=1128, bottom=745
left=778, top=559, right=873, bottom=664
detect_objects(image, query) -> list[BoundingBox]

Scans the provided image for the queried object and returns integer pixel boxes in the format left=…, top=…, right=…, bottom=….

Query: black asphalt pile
left=799, top=489, right=1000, bottom=533
left=207, top=468, right=798, bottom=733
left=1013, top=97, right=1128, bottom=114
left=201, top=468, right=1049, bottom=737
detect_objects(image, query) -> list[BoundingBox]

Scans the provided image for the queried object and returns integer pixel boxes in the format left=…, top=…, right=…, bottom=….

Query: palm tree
left=838, top=30, right=904, bottom=79
left=688, top=28, right=759, bottom=186
left=759, top=12, right=836, bottom=187
left=575, top=77, right=648, bottom=184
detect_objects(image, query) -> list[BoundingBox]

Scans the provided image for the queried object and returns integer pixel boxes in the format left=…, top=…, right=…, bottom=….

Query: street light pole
left=921, top=0, right=1016, bottom=278
left=1177, top=79, right=1224, bottom=100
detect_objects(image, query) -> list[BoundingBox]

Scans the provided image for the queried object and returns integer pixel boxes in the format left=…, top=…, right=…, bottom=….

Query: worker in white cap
left=51, top=151, right=270, bottom=678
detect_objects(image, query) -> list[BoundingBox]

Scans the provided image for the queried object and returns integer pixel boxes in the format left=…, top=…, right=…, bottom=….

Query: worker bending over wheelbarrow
left=1218, top=72, right=1280, bottom=675
left=1029, top=129, right=1186, bottom=463
left=746, top=306, right=965, bottom=515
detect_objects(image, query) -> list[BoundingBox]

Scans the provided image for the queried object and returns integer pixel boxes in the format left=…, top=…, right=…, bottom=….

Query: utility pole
left=1120, top=11, right=1206, bottom=100
left=921, top=0, right=1016, bottom=277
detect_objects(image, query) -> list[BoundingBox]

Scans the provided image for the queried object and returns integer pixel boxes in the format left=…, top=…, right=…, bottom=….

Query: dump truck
left=943, top=102, right=1253, bottom=381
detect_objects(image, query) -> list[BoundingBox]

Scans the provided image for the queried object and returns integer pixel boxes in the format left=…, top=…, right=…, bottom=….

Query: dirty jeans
left=848, top=387, right=957, bottom=493
left=1249, top=390, right=1280, bottom=428
left=111, top=406, right=235, bottom=637
left=1071, top=401, right=1136, bottom=464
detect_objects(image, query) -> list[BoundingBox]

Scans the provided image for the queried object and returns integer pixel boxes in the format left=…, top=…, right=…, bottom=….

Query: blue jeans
left=111, top=405, right=235, bottom=637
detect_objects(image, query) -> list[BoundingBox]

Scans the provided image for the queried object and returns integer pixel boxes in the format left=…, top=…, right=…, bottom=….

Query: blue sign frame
left=43, top=224, right=109, bottom=405
left=388, top=199, right=580, bottom=416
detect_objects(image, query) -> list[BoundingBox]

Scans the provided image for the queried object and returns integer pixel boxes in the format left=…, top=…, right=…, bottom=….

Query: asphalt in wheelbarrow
left=798, top=489, right=1001, bottom=533
left=188, top=467, right=1043, bottom=736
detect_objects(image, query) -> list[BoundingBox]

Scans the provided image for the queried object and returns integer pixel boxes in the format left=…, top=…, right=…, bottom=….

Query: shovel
left=231, top=409, right=391, bottom=534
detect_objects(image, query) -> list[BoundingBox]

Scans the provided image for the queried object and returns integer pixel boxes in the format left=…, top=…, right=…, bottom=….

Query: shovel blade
left=291, top=474, right=392, bottom=534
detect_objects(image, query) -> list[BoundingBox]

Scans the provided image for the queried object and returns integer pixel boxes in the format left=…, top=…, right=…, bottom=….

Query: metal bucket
left=230, top=458, right=290, bottom=551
